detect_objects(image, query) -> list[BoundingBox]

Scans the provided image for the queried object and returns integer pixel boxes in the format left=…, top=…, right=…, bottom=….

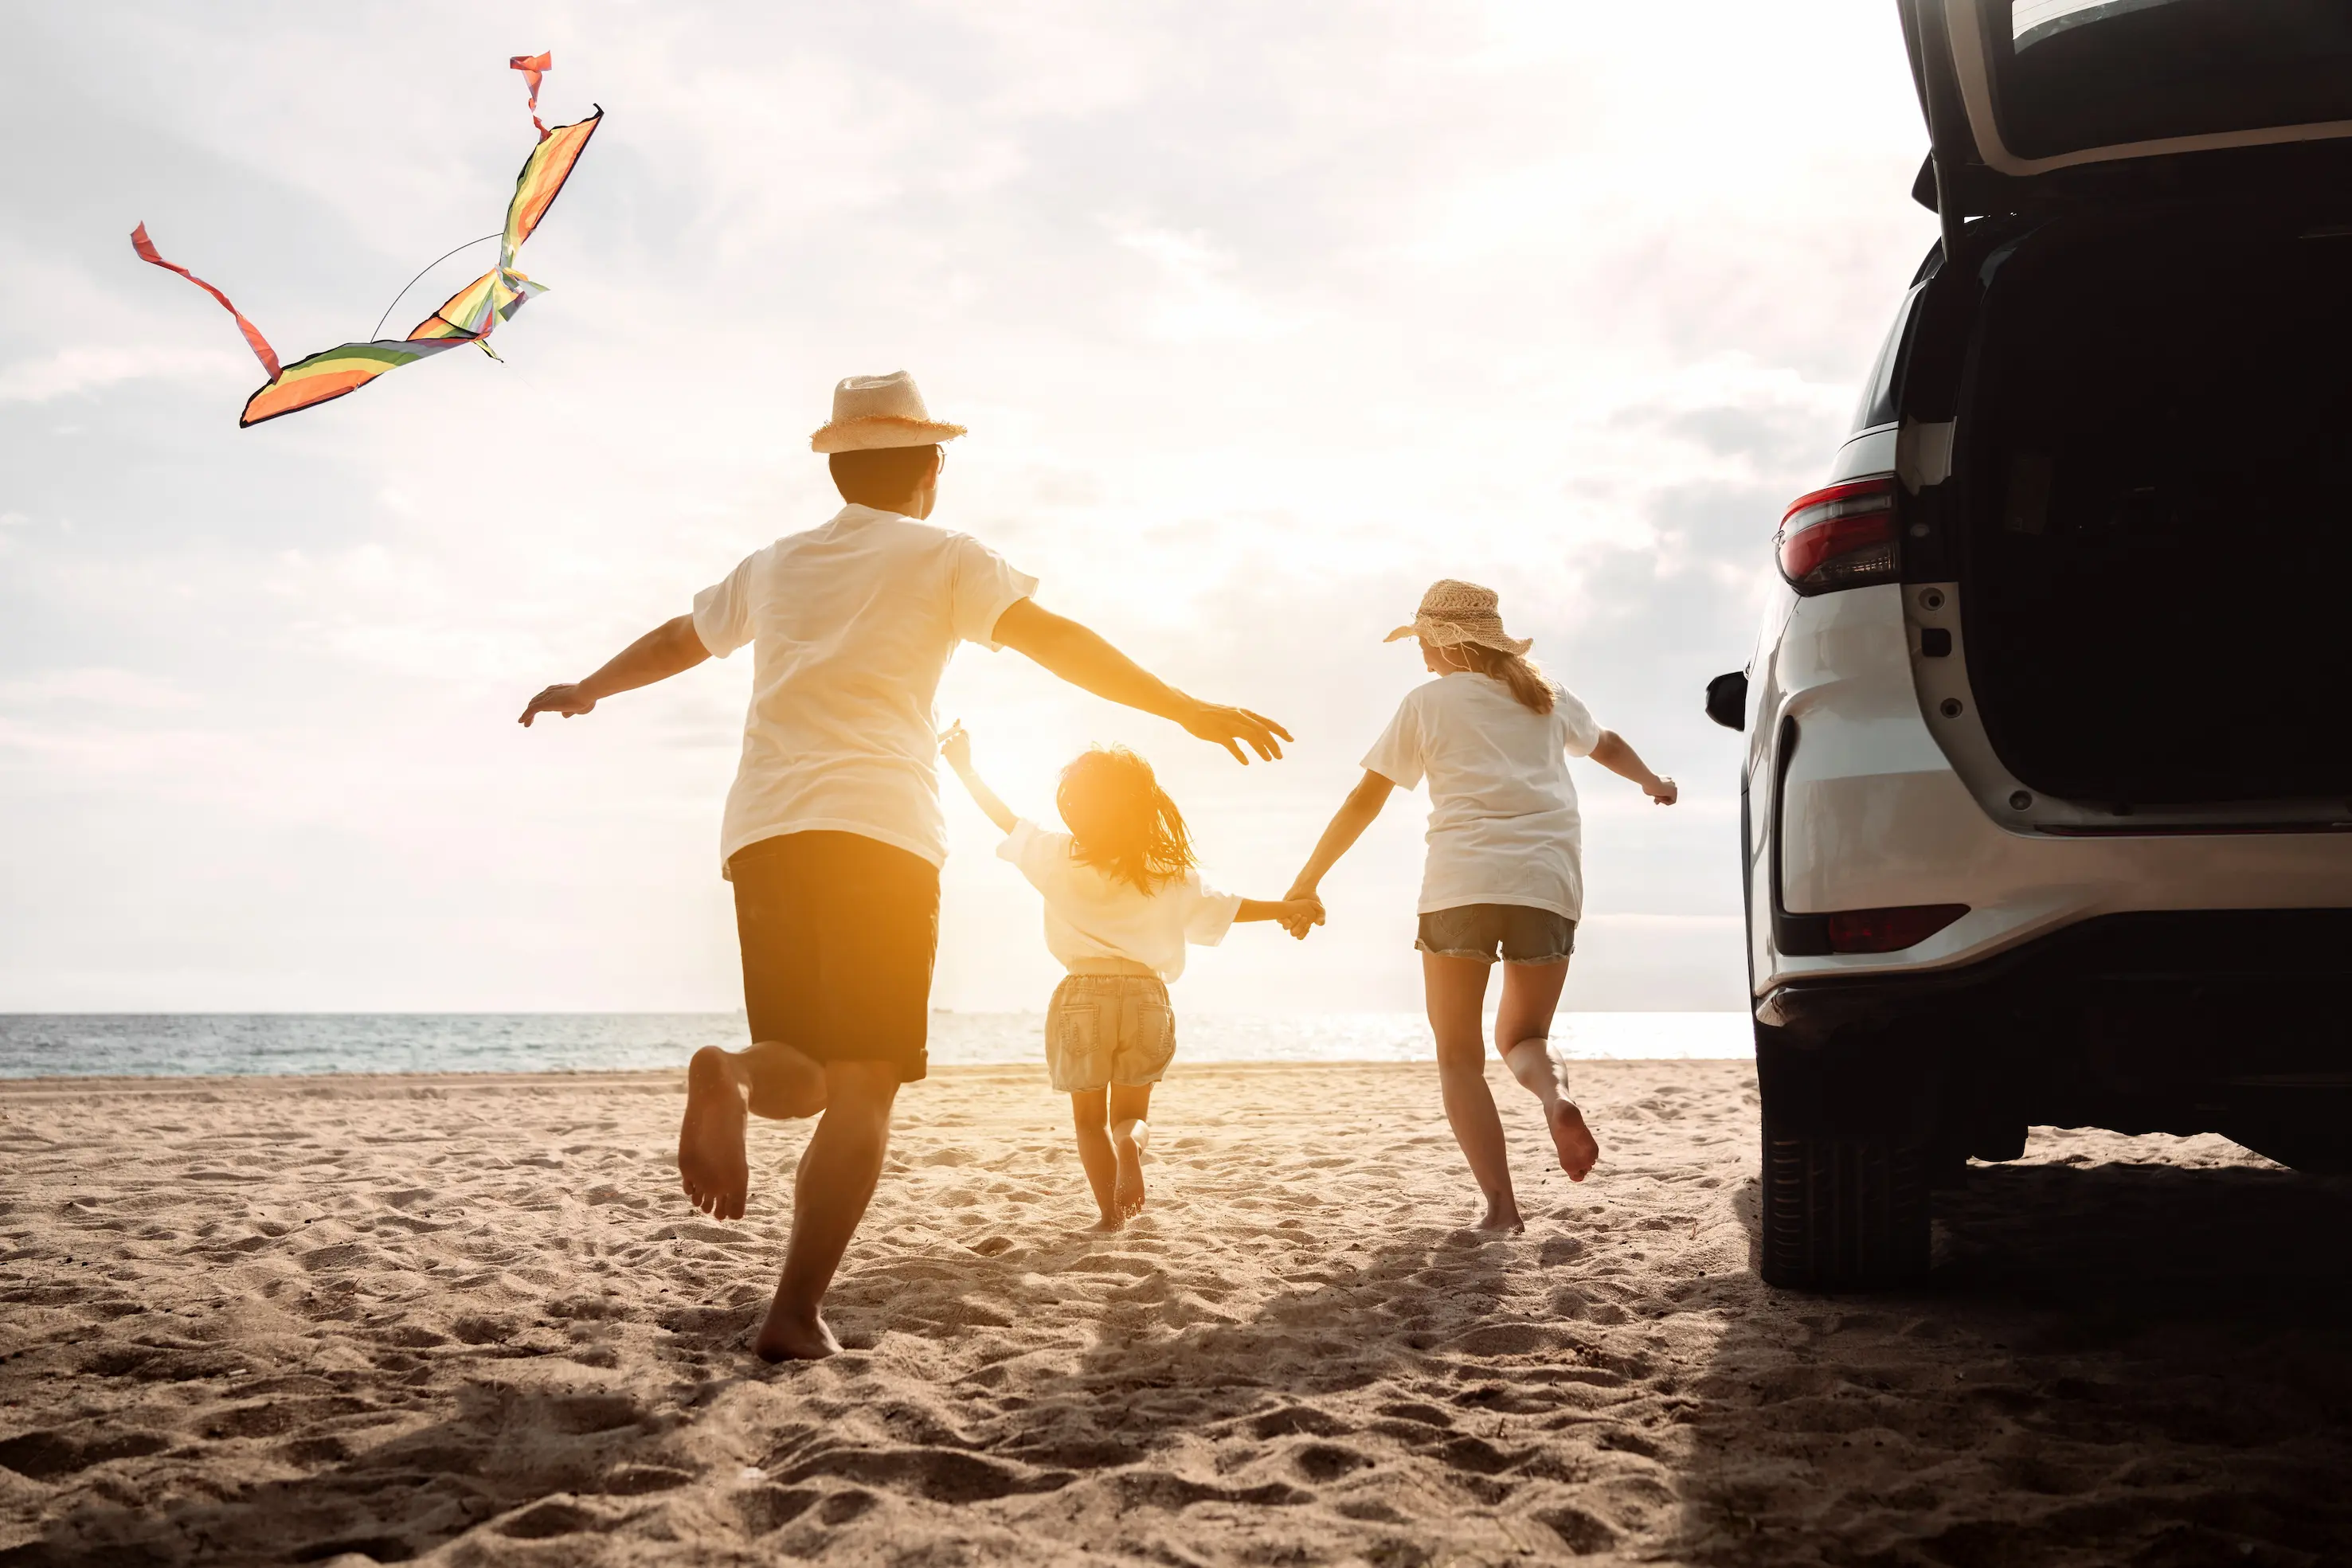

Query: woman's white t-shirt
left=1360, top=672, right=1603, bottom=920
left=999, top=820, right=1242, bottom=981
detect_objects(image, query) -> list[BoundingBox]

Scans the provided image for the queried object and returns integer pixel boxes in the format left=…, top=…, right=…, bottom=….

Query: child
left=941, top=721, right=1321, bottom=1230
left=1285, top=580, right=1677, bottom=1233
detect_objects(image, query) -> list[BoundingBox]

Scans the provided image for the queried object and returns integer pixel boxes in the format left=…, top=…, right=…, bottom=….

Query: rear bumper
left=1760, top=909, right=2352, bottom=1142
left=1761, top=907, right=2352, bottom=1039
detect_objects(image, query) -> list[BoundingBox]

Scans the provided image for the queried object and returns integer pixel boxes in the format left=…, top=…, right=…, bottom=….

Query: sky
left=0, top=1, right=1935, bottom=1015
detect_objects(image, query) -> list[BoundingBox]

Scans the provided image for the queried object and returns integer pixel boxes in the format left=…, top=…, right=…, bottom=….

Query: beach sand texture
left=3, top=1059, right=2349, bottom=1566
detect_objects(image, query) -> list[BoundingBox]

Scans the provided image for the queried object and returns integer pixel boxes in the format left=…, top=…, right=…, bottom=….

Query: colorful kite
left=132, top=53, right=601, bottom=428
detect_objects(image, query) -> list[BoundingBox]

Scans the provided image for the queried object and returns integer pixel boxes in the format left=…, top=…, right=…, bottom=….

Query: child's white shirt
left=1360, top=671, right=1603, bottom=920
left=998, top=820, right=1242, bottom=981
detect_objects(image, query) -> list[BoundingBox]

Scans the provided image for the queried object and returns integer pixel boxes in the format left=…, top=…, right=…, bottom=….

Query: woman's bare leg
left=1109, top=1082, right=1154, bottom=1218
left=1068, top=1089, right=1122, bottom=1230
left=1423, top=952, right=1520, bottom=1231
left=1495, top=960, right=1599, bottom=1181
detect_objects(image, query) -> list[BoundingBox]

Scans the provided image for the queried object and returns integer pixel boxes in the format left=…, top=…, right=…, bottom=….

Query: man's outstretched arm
left=518, top=614, right=710, bottom=726
left=991, top=598, right=1291, bottom=764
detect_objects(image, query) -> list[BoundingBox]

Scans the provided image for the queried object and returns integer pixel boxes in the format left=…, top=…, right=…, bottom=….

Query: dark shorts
left=1415, top=903, right=1576, bottom=965
left=730, top=831, right=939, bottom=1083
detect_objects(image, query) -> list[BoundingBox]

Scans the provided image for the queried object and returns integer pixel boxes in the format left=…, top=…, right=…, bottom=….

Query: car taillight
left=1778, top=474, right=1899, bottom=593
left=1825, top=903, right=1967, bottom=953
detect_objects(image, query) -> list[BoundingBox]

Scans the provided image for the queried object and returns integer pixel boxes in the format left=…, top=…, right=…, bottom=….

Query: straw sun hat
left=1384, top=579, right=1533, bottom=656
left=809, top=370, right=968, bottom=453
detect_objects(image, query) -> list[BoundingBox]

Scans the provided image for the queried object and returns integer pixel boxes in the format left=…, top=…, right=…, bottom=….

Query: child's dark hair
left=1056, top=746, right=1196, bottom=892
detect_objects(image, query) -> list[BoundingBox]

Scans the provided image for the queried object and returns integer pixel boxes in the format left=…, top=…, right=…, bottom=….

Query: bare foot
left=1110, top=1118, right=1149, bottom=1218
left=1475, top=1198, right=1526, bottom=1234
left=1087, top=1211, right=1126, bottom=1234
left=1548, top=1099, right=1600, bottom=1183
left=753, top=1297, right=842, bottom=1362
left=679, top=1046, right=749, bottom=1221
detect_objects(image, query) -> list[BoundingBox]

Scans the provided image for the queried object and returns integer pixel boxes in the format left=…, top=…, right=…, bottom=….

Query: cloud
left=0, top=345, right=250, bottom=403
left=0, top=0, right=1934, bottom=1011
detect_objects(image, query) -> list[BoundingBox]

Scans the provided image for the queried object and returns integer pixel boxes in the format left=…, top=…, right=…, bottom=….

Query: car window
left=1851, top=282, right=1926, bottom=434
left=1994, top=0, right=2352, bottom=159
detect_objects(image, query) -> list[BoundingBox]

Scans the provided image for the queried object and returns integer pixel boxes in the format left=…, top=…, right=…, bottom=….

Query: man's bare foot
left=1548, top=1099, right=1601, bottom=1183
left=679, top=1046, right=750, bottom=1221
left=1475, top=1198, right=1526, bottom=1234
left=1110, top=1118, right=1148, bottom=1218
left=753, top=1297, right=842, bottom=1362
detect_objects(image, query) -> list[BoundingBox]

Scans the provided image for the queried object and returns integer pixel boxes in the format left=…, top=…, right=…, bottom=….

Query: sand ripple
left=2, top=1062, right=2348, bottom=1565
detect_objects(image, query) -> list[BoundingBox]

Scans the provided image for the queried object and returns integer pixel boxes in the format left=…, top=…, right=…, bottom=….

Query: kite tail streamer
left=510, top=51, right=551, bottom=142
left=129, top=223, right=282, bottom=380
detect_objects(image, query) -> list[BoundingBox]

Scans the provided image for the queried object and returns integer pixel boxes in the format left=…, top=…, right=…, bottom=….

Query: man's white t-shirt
left=998, top=819, right=1242, bottom=982
left=691, top=504, right=1037, bottom=876
left=1360, top=671, right=1604, bottom=920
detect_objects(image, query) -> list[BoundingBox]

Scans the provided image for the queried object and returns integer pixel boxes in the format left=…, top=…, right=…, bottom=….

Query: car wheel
left=1759, top=1121, right=1931, bottom=1288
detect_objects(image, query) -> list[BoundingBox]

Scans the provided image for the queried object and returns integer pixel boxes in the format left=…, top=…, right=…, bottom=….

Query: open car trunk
left=1958, top=209, right=2352, bottom=806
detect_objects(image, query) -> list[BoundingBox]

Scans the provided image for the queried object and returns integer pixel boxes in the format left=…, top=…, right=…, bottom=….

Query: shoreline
left=0, top=1057, right=1738, bottom=1093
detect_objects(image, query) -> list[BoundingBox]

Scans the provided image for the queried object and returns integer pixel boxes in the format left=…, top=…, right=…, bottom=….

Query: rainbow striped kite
left=133, top=54, right=601, bottom=428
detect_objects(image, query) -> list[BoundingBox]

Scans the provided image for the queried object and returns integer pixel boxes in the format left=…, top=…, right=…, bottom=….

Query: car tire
left=1759, top=1121, right=1931, bottom=1288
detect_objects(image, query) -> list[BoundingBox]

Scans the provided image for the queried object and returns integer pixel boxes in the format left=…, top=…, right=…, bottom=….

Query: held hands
left=1274, top=894, right=1325, bottom=941
left=1277, top=881, right=1328, bottom=941
left=1646, top=776, right=1679, bottom=806
left=938, top=718, right=973, bottom=770
left=518, top=682, right=596, bottom=726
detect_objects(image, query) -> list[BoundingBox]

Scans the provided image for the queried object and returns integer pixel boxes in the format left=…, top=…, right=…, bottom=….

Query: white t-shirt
left=692, top=504, right=1037, bottom=876
left=1360, top=671, right=1604, bottom=920
left=998, top=819, right=1243, bottom=982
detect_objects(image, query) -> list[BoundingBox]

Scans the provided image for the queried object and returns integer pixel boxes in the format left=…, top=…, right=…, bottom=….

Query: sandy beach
left=3, top=1059, right=2349, bottom=1566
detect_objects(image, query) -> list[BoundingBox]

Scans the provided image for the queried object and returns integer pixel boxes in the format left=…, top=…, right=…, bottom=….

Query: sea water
left=0, top=1012, right=1748, bottom=1079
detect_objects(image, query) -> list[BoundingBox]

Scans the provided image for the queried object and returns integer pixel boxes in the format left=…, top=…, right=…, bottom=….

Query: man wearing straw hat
left=519, top=372, right=1289, bottom=1359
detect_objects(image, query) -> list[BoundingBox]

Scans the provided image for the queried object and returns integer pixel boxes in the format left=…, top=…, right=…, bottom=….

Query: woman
left=1287, top=580, right=1677, bottom=1230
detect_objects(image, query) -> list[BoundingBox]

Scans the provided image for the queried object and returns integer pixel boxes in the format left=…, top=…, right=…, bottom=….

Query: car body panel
left=1751, top=573, right=2352, bottom=1000
left=1900, top=0, right=2352, bottom=229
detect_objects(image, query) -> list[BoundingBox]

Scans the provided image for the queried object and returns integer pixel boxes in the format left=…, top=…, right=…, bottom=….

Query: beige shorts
left=1044, top=961, right=1176, bottom=1093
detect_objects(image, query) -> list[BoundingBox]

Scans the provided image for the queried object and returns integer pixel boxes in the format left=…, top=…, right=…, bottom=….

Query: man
left=518, top=372, right=1288, bottom=1360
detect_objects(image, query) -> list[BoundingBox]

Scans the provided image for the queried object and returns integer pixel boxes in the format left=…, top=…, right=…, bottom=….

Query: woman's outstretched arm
left=1285, top=770, right=1398, bottom=904
left=1589, top=731, right=1677, bottom=804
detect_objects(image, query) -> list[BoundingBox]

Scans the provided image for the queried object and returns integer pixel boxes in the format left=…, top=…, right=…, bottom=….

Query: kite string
left=370, top=234, right=501, bottom=342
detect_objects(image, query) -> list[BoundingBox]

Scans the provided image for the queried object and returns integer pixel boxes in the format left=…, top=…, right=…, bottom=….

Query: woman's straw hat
left=809, top=370, right=968, bottom=453
left=1384, top=578, right=1533, bottom=655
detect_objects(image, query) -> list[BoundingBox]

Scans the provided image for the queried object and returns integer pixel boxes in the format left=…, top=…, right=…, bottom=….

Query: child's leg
left=1068, top=1089, right=1122, bottom=1229
left=1109, top=1082, right=1154, bottom=1218
left=1423, top=952, right=1522, bottom=1231
left=1495, top=960, right=1599, bottom=1181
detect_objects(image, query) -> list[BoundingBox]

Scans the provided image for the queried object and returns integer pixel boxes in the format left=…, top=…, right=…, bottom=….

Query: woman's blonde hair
left=1056, top=746, right=1196, bottom=892
left=1445, top=639, right=1556, bottom=714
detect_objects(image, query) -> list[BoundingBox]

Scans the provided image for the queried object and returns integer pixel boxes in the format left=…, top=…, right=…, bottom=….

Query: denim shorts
left=1415, top=903, right=1576, bottom=965
left=1044, top=961, right=1176, bottom=1092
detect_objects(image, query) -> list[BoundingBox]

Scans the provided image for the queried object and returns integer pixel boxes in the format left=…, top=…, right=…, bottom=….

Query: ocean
left=0, top=1012, right=1749, bottom=1079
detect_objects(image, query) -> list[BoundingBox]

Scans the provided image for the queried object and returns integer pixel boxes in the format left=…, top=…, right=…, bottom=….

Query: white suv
left=1712, top=0, right=2352, bottom=1286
